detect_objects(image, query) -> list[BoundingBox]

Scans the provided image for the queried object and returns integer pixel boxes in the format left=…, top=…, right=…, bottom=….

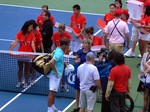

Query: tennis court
left=0, top=0, right=144, bottom=112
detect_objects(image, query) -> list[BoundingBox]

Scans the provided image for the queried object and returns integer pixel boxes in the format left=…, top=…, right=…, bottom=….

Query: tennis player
left=47, top=38, right=70, bottom=112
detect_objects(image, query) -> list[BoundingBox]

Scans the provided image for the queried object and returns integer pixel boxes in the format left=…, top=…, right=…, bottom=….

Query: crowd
left=8, top=0, right=150, bottom=111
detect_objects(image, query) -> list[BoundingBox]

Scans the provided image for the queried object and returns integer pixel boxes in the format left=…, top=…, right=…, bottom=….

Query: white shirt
left=105, top=18, right=129, bottom=44
left=77, top=62, right=100, bottom=90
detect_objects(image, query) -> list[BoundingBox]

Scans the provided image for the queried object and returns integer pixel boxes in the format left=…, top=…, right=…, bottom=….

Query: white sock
left=48, top=107, right=53, bottom=111
left=52, top=104, right=58, bottom=110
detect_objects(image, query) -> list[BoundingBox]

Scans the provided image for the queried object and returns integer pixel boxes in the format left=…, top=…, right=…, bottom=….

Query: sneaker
left=124, top=51, right=135, bottom=58
left=23, top=83, right=28, bottom=88
left=137, top=54, right=142, bottom=58
left=16, top=82, right=22, bottom=87
left=30, top=80, right=34, bottom=85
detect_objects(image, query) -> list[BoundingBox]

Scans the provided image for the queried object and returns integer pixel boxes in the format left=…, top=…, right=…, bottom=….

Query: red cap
left=114, top=9, right=122, bottom=16
left=121, top=9, right=129, bottom=16
left=144, top=0, right=150, bottom=7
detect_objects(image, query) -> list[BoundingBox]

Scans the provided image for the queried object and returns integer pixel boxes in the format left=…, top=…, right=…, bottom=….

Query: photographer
left=96, top=48, right=116, bottom=112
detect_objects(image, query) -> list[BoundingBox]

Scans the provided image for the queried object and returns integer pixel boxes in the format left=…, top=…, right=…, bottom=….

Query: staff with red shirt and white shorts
left=9, top=20, right=36, bottom=88
left=70, top=4, right=87, bottom=55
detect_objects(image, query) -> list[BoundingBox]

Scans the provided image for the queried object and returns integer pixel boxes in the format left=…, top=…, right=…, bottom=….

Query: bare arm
left=31, top=41, right=36, bottom=52
left=125, top=33, right=130, bottom=50
left=105, top=80, right=114, bottom=101
left=9, top=39, right=19, bottom=51
left=103, top=32, right=109, bottom=48
left=95, top=80, right=102, bottom=94
left=40, top=42, right=44, bottom=53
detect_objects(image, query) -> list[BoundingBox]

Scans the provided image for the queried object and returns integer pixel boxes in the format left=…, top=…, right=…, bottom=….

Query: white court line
left=62, top=100, right=76, bottom=112
left=0, top=75, right=44, bottom=111
left=0, top=4, right=104, bottom=16
left=0, top=39, right=14, bottom=42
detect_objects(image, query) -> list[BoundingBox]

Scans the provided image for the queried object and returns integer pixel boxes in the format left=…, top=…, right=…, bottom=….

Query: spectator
left=104, top=9, right=130, bottom=54
left=36, top=5, right=55, bottom=30
left=47, top=38, right=70, bottom=112
left=9, top=20, right=36, bottom=88
left=77, top=52, right=102, bottom=112
left=104, top=3, right=116, bottom=25
left=70, top=4, right=87, bottom=55
left=41, top=10, right=53, bottom=53
left=82, top=26, right=103, bottom=46
left=105, top=52, right=131, bottom=112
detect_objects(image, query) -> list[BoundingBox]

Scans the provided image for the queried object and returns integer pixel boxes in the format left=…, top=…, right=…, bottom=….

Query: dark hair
left=60, top=38, right=70, bottom=46
left=145, top=6, right=150, bottom=16
left=115, top=0, right=122, bottom=8
left=43, top=10, right=51, bottom=18
left=21, top=20, right=34, bottom=35
left=84, top=26, right=94, bottom=35
left=114, top=52, right=125, bottom=65
left=148, top=41, right=150, bottom=46
left=42, top=5, right=48, bottom=10
left=107, top=49, right=117, bottom=61
left=29, top=20, right=38, bottom=29
left=73, top=4, right=81, bottom=10
left=109, top=3, right=116, bottom=8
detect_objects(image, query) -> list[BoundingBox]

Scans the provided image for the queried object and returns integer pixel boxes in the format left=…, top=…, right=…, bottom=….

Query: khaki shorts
left=131, top=26, right=139, bottom=41
left=109, top=43, right=124, bottom=54
left=79, top=89, right=97, bottom=111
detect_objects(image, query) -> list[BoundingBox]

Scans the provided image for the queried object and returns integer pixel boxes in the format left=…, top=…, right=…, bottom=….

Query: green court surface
left=0, top=0, right=143, bottom=112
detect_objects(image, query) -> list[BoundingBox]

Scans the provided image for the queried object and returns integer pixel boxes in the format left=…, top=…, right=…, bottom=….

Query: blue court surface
left=0, top=4, right=133, bottom=112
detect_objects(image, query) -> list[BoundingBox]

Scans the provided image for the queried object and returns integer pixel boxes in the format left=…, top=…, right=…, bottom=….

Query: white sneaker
left=30, top=80, right=34, bottom=85
left=23, top=83, right=28, bottom=88
left=52, top=105, right=58, bottom=112
left=137, top=54, right=141, bottom=58
left=124, top=51, right=135, bottom=58
left=16, top=82, right=22, bottom=87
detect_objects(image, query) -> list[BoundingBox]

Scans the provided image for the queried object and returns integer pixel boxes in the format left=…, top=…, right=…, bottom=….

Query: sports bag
left=32, top=52, right=54, bottom=75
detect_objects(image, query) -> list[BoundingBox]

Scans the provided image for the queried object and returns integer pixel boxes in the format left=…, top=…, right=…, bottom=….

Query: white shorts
left=79, top=89, right=97, bottom=111
left=139, top=32, right=150, bottom=41
left=131, top=26, right=139, bottom=41
left=49, top=75, right=61, bottom=92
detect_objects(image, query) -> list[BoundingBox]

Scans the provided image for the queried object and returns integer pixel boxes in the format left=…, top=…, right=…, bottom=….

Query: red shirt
left=36, top=14, right=55, bottom=30
left=51, top=31, right=72, bottom=47
left=34, top=30, right=42, bottom=50
left=140, top=15, right=150, bottom=32
left=71, top=13, right=86, bottom=36
left=104, top=12, right=114, bottom=24
left=108, top=64, right=131, bottom=92
left=92, top=36, right=103, bottom=46
left=16, top=31, right=34, bottom=52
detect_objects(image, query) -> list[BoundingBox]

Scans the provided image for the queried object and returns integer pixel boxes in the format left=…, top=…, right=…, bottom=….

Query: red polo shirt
left=71, top=13, right=86, bottom=37
left=34, top=30, right=42, bottom=50
left=104, top=12, right=115, bottom=24
left=16, top=31, right=34, bottom=52
left=51, top=31, right=72, bottom=47
left=92, top=36, right=103, bottom=46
